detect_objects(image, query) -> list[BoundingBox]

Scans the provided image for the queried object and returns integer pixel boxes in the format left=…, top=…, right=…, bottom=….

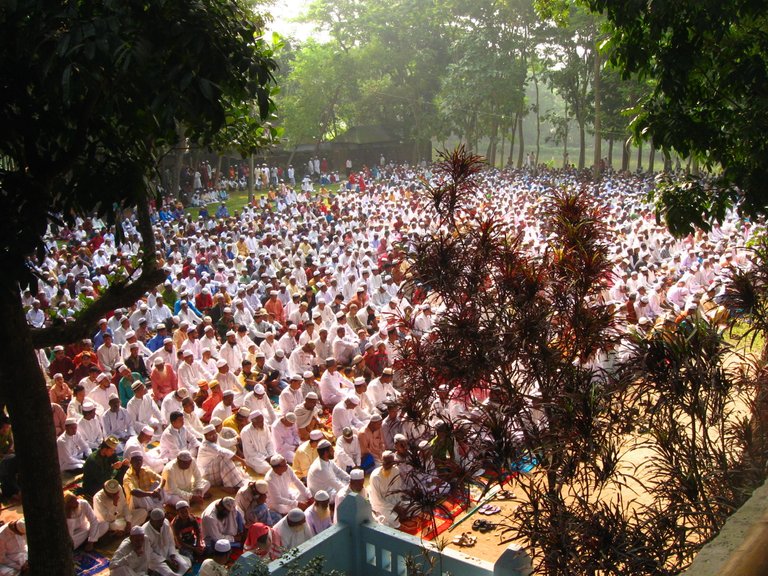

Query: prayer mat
left=400, top=493, right=472, bottom=541
left=73, top=550, right=110, bottom=576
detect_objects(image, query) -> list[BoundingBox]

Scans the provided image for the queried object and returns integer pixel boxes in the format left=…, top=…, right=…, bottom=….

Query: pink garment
left=151, top=365, right=178, bottom=402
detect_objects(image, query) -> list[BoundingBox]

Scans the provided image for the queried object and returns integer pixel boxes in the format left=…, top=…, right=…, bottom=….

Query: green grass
left=725, top=320, right=766, bottom=354
left=186, top=191, right=255, bottom=219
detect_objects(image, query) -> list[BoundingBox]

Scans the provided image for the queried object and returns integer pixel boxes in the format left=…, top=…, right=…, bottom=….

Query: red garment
left=150, top=365, right=177, bottom=402
left=195, top=292, right=213, bottom=311
left=244, top=523, right=281, bottom=560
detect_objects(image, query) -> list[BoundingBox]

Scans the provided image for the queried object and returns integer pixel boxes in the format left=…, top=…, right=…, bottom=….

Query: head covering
left=202, top=424, right=216, bottom=435
left=104, top=479, right=121, bottom=494
left=254, top=480, right=268, bottom=494
left=104, top=436, right=119, bottom=449
left=214, top=539, right=232, bottom=553
left=141, top=425, right=155, bottom=436
left=309, top=430, right=324, bottom=441
left=350, top=469, right=365, bottom=480
left=317, top=439, right=332, bottom=450
left=130, top=525, right=144, bottom=536
left=270, top=454, right=286, bottom=466
left=176, top=500, right=190, bottom=510
left=314, top=490, right=330, bottom=502
left=287, top=509, right=305, bottom=522
left=65, top=417, right=78, bottom=426
left=149, top=508, right=165, bottom=521
left=177, top=450, right=192, bottom=462
left=284, top=412, right=296, bottom=423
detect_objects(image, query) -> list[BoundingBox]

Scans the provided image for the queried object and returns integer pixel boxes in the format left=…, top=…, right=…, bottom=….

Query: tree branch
left=30, top=194, right=166, bottom=349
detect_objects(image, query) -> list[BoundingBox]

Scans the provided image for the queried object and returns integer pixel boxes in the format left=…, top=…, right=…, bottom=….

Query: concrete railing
left=232, top=493, right=532, bottom=576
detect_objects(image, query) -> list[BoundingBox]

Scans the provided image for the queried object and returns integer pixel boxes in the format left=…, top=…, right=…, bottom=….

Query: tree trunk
left=507, top=113, right=518, bottom=168
left=171, top=123, right=186, bottom=202
left=592, top=50, right=601, bottom=180
left=248, top=154, right=254, bottom=197
left=499, top=132, right=506, bottom=171
left=0, top=287, right=73, bottom=576
left=692, top=155, right=700, bottom=175
left=621, top=138, right=630, bottom=171
left=648, top=139, right=656, bottom=174
left=578, top=120, right=586, bottom=170
left=516, top=112, right=525, bottom=169
left=636, top=140, right=643, bottom=172
left=608, top=138, right=614, bottom=168
left=663, top=150, right=672, bottom=172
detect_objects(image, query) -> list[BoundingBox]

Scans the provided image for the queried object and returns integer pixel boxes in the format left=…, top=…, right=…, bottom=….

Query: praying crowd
left=0, top=160, right=753, bottom=575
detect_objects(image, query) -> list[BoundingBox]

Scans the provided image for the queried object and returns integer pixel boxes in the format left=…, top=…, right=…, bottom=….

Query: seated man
left=102, top=394, right=135, bottom=449
left=292, top=430, right=323, bottom=482
left=171, top=501, right=205, bottom=562
left=201, top=497, right=244, bottom=552
left=162, top=450, right=210, bottom=506
left=93, top=479, right=142, bottom=535
left=369, top=451, right=409, bottom=529
left=159, top=412, right=200, bottom=462
left=334, top=468, right=367, bottom=518
left=0, top=518, right=27, bottom=576
left=331, top=396, right=363, bottom=439
left=82, top=436, right=127, bottom=498
left=235, top=480, right=281, bottom=527
left=196, top=425, right=246, bottom=495
left=123, top=451, right=168, bottom=521
left=78, top=402, right=105, bottom=451
left=358, top=413, right=385, bottom=472
left=294, top=392, right=326, bottom=442
left=63, top=491, right=109, bottom=551
left=334, top=426, right=361, bottom=473
left=271, top=412, right=300, bottom=465
left=56, top=418, right=90, bottom=473
left=143, top=508, right=191, bottom=576
left=240, top=411, right=274, bottom=475
left=307, top=440, right=349, bottom=501
left=305, top=490, right=333, bottom=536
left=124, top=426, right=166, bottom=474
left=110, top=525, right=148, bottom=576
left=265, top=454, right=312, bottom=516
left=272, top=508, right=313, bottom=551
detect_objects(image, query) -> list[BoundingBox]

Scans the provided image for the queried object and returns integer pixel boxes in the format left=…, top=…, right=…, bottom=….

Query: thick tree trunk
left=578, top=120, right=586, bottom=170
left=507, top=113, right=518, bottom=168
left=516, top=113, right=525, bottom=169
left=648, top=139, right=656, bottom=174
left=621, top=139, right=630, bottom=171
left=499, top=132, right=505, bottom=171
left=533, top=69, right=541, bottom=168
left=636, top=140, right=643, bottom=172
left=608, top=139, right=614, bottom=168
left=0, top=286, right=73, bottom=576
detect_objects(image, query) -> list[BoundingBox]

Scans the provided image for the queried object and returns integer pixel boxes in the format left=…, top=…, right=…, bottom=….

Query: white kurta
left=241, top=424, right=275, bottom=475
left=0, top=525, right=26, bottom=576
left=265, top=468, right=312, bottom=515
left=110, top=537, right=149, bottom=576
left=142, top=521, right=191, bottom=576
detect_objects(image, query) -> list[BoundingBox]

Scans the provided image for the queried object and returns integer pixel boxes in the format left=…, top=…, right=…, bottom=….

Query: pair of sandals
left=472, top=519, right=495, bottom=533
left=478, top=504, right=501, bottom=515
left=452, top=532, right=477, bottom=547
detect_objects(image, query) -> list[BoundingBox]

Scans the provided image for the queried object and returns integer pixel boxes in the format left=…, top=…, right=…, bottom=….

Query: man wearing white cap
left=273, top=508, right=313, bottom=550
left=331, top=396, right=364, bottom=439
left=63, top=491, right=109, bottom=550
left=265, top=454, right=312, bottom=515
left=292, top=429, right=324, bottom=482
left=334, top=468, right=367, bottom=518
left=150, top=358, right=178, bottom=404
left=369, top=451, right=406, bottom=528
left=143, top=508, right=191, bottom=576
left=305, top=490, right=333, bottom=536
left=367, top=367, right=398, bottom=406
left=319, top=358, right=351, bottom=407
left=211, top=390, right=237, bottom=423
left=201, top=497, right=244, bottom=551
left=103, top=394, right=134, bottom=444
left=94, top=479, right=140, bottom=534
left=214, top=360, right=245, bottom=403
left=160, top=388, right=190, bottom=427
left=241, top=384, right=277, bottom=426
left=219, top=333, right=243, bottom=376
left=110, top=525, right=148, bottom=576
left=124, top=426, right=167, bottom=474
left=279, top=374, right=305, bottom=415
left=78, top=401, right=105, bottom=450
left=198, top=539, right=231, bottom=576
left=57, top=418, right=91, bottom=472
left=241, top=411, right=275, bottom=475
left=0, top=518, right=27, bottom=576
left=307, top=440, right=349, bottom=500
left=87, top=372, right=118, bottom=414
left=197, top=425, right=246, bottom=494
left=126, top=381, right=162, bottom=436
left=162, top=450, right=210, bottom=506
left=159, top=412, right=200, bottom=461
left=271, top=413, right=300, bottom=464
left=177, top=351, right=205, bottom=394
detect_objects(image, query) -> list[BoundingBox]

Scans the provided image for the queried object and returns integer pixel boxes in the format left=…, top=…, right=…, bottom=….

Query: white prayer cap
left=153, top=357, right=165, bottom=366
left=222, top=390, right=235, bottom=397
left=108, top=393, right=119, bottom=401
left=249, top=409, right=263, bottom=421
left=317, top=439, right=332, bottom=450
left=176, top=500, right=190, bottom=510
left=237, top=407, right=251, bottom=418
left=284, top=412, right=297, bottom=423
left=370, top=413, right=382, bottom=422
left=303, top=370, right=315, bottom=379
left=346, top=395, right=360, bottom=406
left=177, top=450, right=193, bottom=462
left=254, top=480, right=268, bottom=494
left=125, top=330, right=136, bottom=339
left=65, top=418, right=78, bottom=426
left=353, top=377, right=366, bottom=386
left=183, top=349, right=194, bottom=357
left=275, top=349, right=285, bottom=357
left=350, top=469, right=365, bottom=480
left=253, top=384, right=265, bottom=394
left=214, top=539, right=231, bottom=553
left=314, top=490, right=330, bottom=502
left=287, top=508, right=305, bottom=522
left=82, top=401, right=96, bottom=412
left=393, top=434, right=407, bottom=443
left=202, top=424, right=216, bottom=435
left=130, top=525, right=144, bottom=536
left=270, top=454, right=286, bottom=466
left=216, top=359, right=228, bottom=368
left=104, top=479, right=121, bottom=494
left=309, top=430, right=324, bottom=441
left=149, top=508, right=165, bottom=521
left=210, top=417, right=222, bottom=426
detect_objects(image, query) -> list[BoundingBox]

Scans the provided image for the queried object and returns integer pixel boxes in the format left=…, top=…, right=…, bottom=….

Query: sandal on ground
left=472, top=519, right=495, bottom=533
left=496, top=489, right=515, bottom=500
left=452, top=532, right=476, bottom=547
